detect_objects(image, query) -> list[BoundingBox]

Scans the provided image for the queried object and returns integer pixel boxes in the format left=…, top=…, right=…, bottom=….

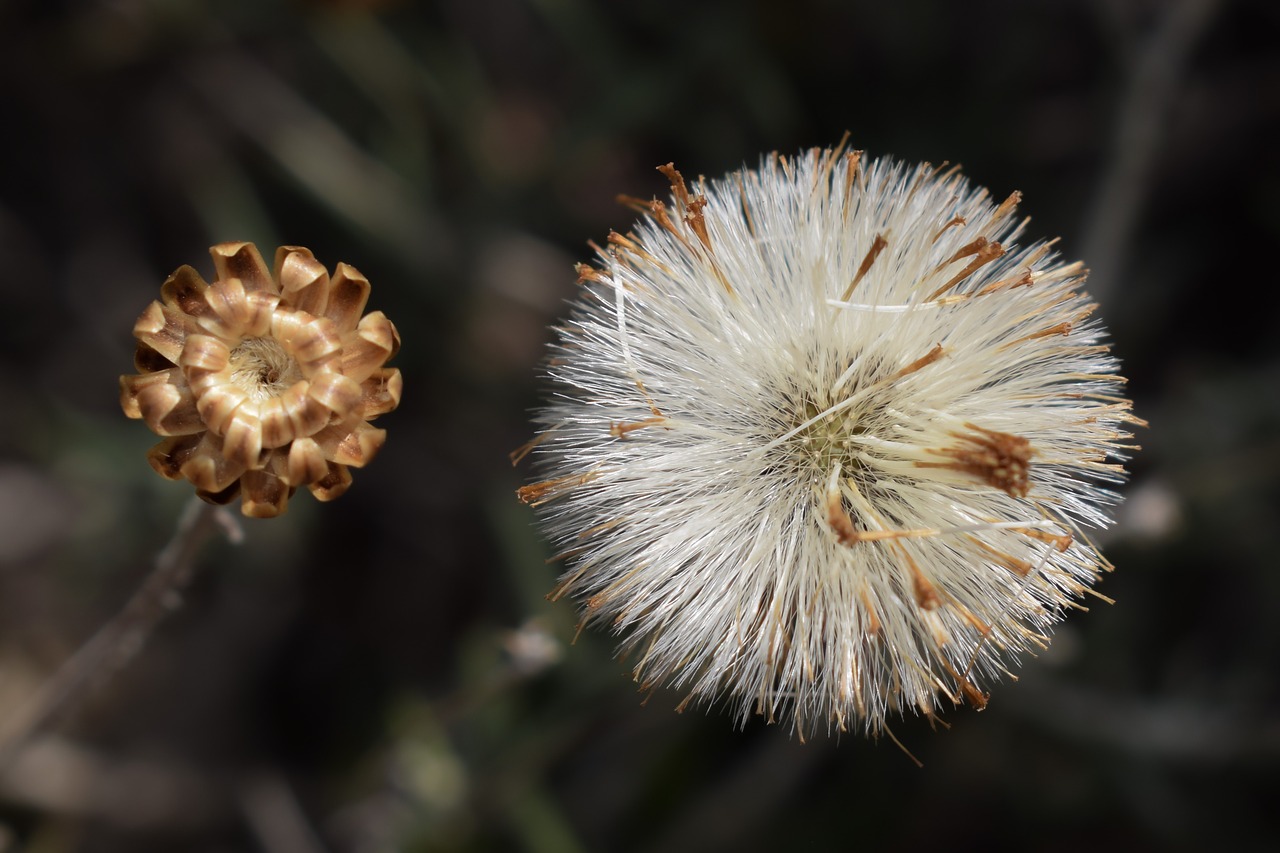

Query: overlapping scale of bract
left=121, top=243, right=402, bottom=517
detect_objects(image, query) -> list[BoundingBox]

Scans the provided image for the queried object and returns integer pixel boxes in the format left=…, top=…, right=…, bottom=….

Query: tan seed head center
left=228, top=337, right=304, bottom=402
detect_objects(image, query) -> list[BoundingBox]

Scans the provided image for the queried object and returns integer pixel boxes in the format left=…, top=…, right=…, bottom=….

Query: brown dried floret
left=120, top=243, right=402, bottom=517
left=917, top=423, right=1034, bottom=498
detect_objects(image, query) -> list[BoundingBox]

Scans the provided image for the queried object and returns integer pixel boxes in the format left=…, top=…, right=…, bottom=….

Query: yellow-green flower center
left=790, top=395, right=869, bottom=477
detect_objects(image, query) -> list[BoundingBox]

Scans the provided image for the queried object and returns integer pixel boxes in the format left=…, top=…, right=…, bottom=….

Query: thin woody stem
left=0, top=497, right=239, bottom=770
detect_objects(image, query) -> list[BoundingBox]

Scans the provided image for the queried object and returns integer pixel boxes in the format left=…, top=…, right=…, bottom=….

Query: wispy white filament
left=522, top=145, right=1138, bottom=737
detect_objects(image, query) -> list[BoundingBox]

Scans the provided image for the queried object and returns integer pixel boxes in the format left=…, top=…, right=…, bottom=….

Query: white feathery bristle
left=519, top=145, right=1140, bottom=737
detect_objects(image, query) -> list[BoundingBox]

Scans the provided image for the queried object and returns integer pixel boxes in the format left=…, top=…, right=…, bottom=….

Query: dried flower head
left=121, top=242, right=402, bottom=517
left=518, top=144, right=1141, bottom=737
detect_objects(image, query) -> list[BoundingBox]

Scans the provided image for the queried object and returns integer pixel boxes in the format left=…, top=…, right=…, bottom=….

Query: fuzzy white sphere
left=519, top=144, right=1139, bottom=737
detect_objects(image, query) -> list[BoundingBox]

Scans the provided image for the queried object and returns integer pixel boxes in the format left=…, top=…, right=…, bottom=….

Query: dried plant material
left=518, top=145, right=1141, bottom=736
left=121, top=243, right=402, bottom=517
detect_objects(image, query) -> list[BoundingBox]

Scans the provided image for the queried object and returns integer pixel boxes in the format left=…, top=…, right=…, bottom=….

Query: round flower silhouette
left=121, top=243, right=401, bottom=517
left=519, top=145, right=1140, bottom=736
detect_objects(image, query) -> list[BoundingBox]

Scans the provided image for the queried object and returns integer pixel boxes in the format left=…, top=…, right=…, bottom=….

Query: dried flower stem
left=0, top=497, right=239, bottom=770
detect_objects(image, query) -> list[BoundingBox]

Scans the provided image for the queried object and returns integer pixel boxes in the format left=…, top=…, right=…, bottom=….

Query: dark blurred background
left=1, top=0, right=1276, bottom=850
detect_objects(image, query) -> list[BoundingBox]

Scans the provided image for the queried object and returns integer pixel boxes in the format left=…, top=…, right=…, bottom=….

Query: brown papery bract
left=121, top=243, right=402, bottom=517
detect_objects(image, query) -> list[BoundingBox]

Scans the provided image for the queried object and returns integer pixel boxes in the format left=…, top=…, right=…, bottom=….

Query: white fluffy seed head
left=519, top=145, right=1140, bottom=737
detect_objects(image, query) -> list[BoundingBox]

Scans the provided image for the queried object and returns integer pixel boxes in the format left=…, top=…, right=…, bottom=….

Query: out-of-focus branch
left=0, top=498, right=239, bottom=771
left=0, top=735, right=225, bottom=830
left=1007, top=674, right=1280, bottom=763
left=240, top=770, right=333, bottom=853
left=1081, top=0, right=1222, bottom=302
left=180, top=51, right=455, bottom=275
